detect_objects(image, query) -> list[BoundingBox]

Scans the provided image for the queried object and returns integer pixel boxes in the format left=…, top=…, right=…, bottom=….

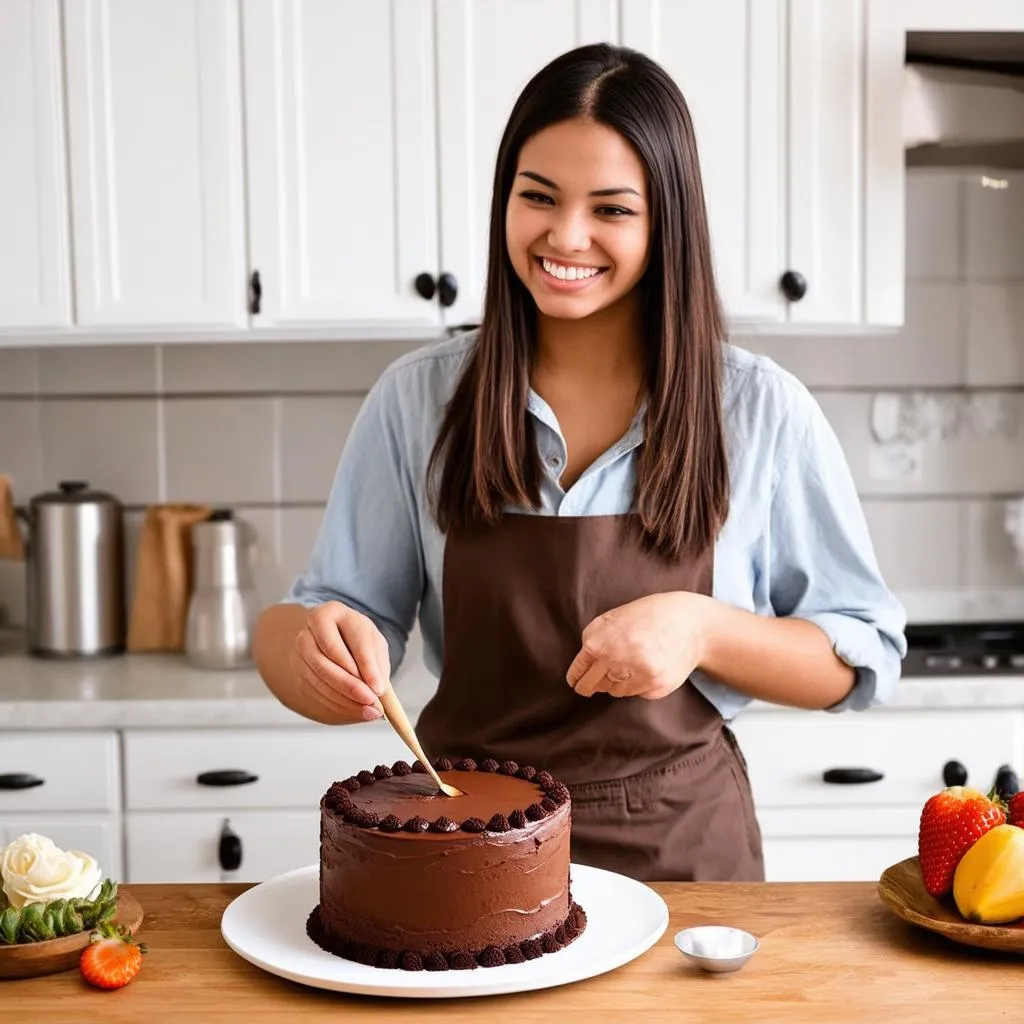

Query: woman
left=254, top=44, right=906, bottom=882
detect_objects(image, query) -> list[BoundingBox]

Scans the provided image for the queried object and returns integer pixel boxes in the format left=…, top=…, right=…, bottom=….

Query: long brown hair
left=429, top=44, right=728, bottom=561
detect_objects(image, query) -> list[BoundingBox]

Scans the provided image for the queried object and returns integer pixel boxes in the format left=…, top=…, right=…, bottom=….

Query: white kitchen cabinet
left=121, top=726, right=410, bottom=810
left=126, top=810, right=318, bottom=883
left=63, top=0, right=247, bottom=328
left=0, top=0, right=71, bottom=330
left=787, top=0, right=872, bottom=327
left=242, top=0, right=442, bottom=331
left=0, top=731, right=120, bottom=813
left=730, top=706, right=1024, bottom=883
left=435, top=0, right=618, bottom=327
left=0, top=816, right=123, bottom=883
left=622, top=0, right=787, bottom=325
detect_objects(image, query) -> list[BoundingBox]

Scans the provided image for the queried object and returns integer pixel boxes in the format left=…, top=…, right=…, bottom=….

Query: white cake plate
left=221, top=862, right=668, bottom=999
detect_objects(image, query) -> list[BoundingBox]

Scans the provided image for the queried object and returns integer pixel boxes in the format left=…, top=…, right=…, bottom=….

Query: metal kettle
left=184, top=510, right=260, bottom=669
left=19, top=480, right=126, bottom=658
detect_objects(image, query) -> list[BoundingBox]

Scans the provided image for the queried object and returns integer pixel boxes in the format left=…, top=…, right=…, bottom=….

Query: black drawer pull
left=219, top=819, right=243, bottom=872
left=822, top=767, right=884, bottom=785
left=0, top=772, right=45, bottom=790
left=196, top=769, right=259, bottom=787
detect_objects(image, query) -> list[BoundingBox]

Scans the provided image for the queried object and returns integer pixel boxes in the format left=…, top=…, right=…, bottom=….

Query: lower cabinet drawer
left=730, top=708, right=1022, bottom=809
left=123, top=726, right=411, bottom=811
left=0, top=731, right=119, bottom=813
left=762, top=837, right=911, bottom=882
left=125, top=810, right=319, bottom=883
left=756, top=806, right=917, bottom=882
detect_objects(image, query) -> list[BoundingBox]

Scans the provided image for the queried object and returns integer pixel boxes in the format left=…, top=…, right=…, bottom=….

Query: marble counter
left=0, top=650, right=1021, bottom=730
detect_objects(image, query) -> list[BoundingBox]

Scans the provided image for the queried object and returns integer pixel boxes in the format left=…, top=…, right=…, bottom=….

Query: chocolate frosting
left=345, top=769, right=545, bottom=833
left=310, top=760, right=577, bottom=961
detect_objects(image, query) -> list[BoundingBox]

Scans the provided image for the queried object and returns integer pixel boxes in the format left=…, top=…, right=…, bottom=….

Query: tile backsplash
left=1, top=168, right=1023, bottom=640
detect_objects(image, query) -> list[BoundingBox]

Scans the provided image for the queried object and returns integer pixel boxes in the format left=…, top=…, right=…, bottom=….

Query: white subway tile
left=279, top=396, right=363, bottom=503
left=276, top=341, right=424, bottom=392
left=0, top=400, right=44, bottom=499
left=39, top=345, right=157, bottom=394
left=861, top=499, right=962, bottom=590
left=739, top=282, right=963, bottom=388
left=0, top=349, right=39, bottom=395
left=813, top=391, right=1024, bottom=496
left=39, top=400, right=159, bottom=505
left=906, top=170, right=962, bottom=280
left=160, top=343, right=282, bottom=393
left=965, top=282, right=1024, bottom=386
left=163, top=397, right=277, bottom=504
left=965, top=170, right=1024, bottom=280
left=964, top=499, right=1024, bottom=588
left=280, top=506, right=325, bottom=585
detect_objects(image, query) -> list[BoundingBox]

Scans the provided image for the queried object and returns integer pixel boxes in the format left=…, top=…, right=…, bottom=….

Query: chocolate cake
left=306, top=756, right=586, bottom=970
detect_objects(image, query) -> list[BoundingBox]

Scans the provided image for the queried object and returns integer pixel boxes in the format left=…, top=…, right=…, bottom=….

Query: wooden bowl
left=878, top=856, right=1024, bottom=955
left=0, top=892, right=144, bottom=980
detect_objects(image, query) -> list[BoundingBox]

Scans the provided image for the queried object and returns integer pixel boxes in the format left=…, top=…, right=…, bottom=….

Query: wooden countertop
left=4, top=881, right=1021, bottom=1022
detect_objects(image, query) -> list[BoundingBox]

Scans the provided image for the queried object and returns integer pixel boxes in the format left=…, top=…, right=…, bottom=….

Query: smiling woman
left=254, top=44, right=907, bottom=886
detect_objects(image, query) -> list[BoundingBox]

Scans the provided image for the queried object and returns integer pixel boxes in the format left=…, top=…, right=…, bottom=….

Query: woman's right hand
left=291, top=601, right=391, bottom=722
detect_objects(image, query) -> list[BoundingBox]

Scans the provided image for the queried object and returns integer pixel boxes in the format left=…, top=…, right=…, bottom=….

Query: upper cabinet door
left=787, top=0, right=868, bottom=327
left=0, top=0, right=71, bottom=329
left=63, top=0, right=247, bottom=328
left=243, top=0, right=440, bottom=330
left=435, top=0, right=618, bottom=327
left=622, top=0, right=787, bottom=325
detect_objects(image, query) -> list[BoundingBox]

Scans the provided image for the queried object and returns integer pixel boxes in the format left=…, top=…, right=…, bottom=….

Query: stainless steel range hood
left=904, top=32, right=1024, bottom=169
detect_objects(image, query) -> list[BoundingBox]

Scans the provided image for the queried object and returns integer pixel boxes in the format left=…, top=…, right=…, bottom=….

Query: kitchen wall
left=1, top=167, right=1023, bottom=647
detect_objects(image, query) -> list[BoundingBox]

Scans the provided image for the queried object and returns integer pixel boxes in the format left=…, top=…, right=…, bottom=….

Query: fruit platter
left=0, top=833, right=144, bottom=982
left=878, top=786, right=1024, bottom=954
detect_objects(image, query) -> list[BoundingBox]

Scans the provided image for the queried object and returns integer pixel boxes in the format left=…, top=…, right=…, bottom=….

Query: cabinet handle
left=994, top=764, right=1020, bottom=800
left=248, top=270, right=262, bottom=314
left=780, top=270, right=807, bottom=301
left=219, top=819, right=243, bottom=872
left=822, top=767, right=883, bottom=785
left=438, top=272, right=458, bottom=308
left=196, top=769, right=259, bottom=787
left=0, top=772, right=45, bottom=790
left=942, top=760, right=968, bottom=787
left=414, top=272, right=436, bottom=300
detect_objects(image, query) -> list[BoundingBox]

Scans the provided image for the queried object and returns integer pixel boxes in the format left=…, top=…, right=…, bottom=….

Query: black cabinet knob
left=0, top=772, right=45, bottom=790
left=822, top=767, right=884, bottom=785
left=943, top=760, right=968, bottom=787
left=248, top=270, right=262, bottom=314
left=219, top=819, right=243, bottom=872
left=414, top=272, right=436, bottom=300
left=196, top=769, right=259, bottom=787
left=995, top=764, right=1020, bottom=801
left=438, top=272, right=458, bottom=308
left=780, top=270, right=807, bottom=301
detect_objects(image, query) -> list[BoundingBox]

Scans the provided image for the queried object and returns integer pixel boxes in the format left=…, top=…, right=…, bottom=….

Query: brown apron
left=416, top=512, right=764, bottom=882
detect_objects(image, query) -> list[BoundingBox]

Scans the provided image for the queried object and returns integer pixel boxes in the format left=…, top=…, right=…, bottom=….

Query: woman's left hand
left=566, top=592, right=717, bottom=699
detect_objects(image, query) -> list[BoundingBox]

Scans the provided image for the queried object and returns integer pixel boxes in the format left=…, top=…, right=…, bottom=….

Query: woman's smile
left=534, top=255, right=609, bottom=291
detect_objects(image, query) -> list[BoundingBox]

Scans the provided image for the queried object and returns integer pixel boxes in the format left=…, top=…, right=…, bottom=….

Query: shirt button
left=548, top=455, right=561, bottom=468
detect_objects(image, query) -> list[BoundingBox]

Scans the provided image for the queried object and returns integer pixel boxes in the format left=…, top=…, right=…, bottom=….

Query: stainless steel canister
left=21, top=481, right=125, bottom=658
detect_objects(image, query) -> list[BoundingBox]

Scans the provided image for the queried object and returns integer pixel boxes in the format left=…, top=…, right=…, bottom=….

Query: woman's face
left=506, top=118, right=651, bottom=322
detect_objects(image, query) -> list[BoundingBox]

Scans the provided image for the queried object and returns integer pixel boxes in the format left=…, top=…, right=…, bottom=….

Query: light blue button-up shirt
left=285, top=331, right=907, bottom=720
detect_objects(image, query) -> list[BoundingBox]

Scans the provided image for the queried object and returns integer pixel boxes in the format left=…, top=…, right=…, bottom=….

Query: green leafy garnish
left=0, top=879, right=119, bottom=945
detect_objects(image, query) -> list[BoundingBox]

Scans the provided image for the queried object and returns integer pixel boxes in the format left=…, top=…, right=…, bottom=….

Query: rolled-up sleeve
left=768, top=393, right=907, bottom=711
left=283, top=370, right=425, bottom=674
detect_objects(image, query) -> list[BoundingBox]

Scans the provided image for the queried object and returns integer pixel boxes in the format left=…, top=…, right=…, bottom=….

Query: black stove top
left=904, top=621, right=1024, bottom=676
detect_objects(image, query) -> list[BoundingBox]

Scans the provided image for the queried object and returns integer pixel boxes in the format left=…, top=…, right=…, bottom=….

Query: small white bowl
left=674, top=926, right=759, bottom=973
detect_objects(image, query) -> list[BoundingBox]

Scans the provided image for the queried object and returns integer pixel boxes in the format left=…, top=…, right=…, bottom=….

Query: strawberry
left=918, top=786, right=1006, bottom=898
left=1008, top=792, right=1024, bottom=829
left=79, top=922, right=146, bottom=990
